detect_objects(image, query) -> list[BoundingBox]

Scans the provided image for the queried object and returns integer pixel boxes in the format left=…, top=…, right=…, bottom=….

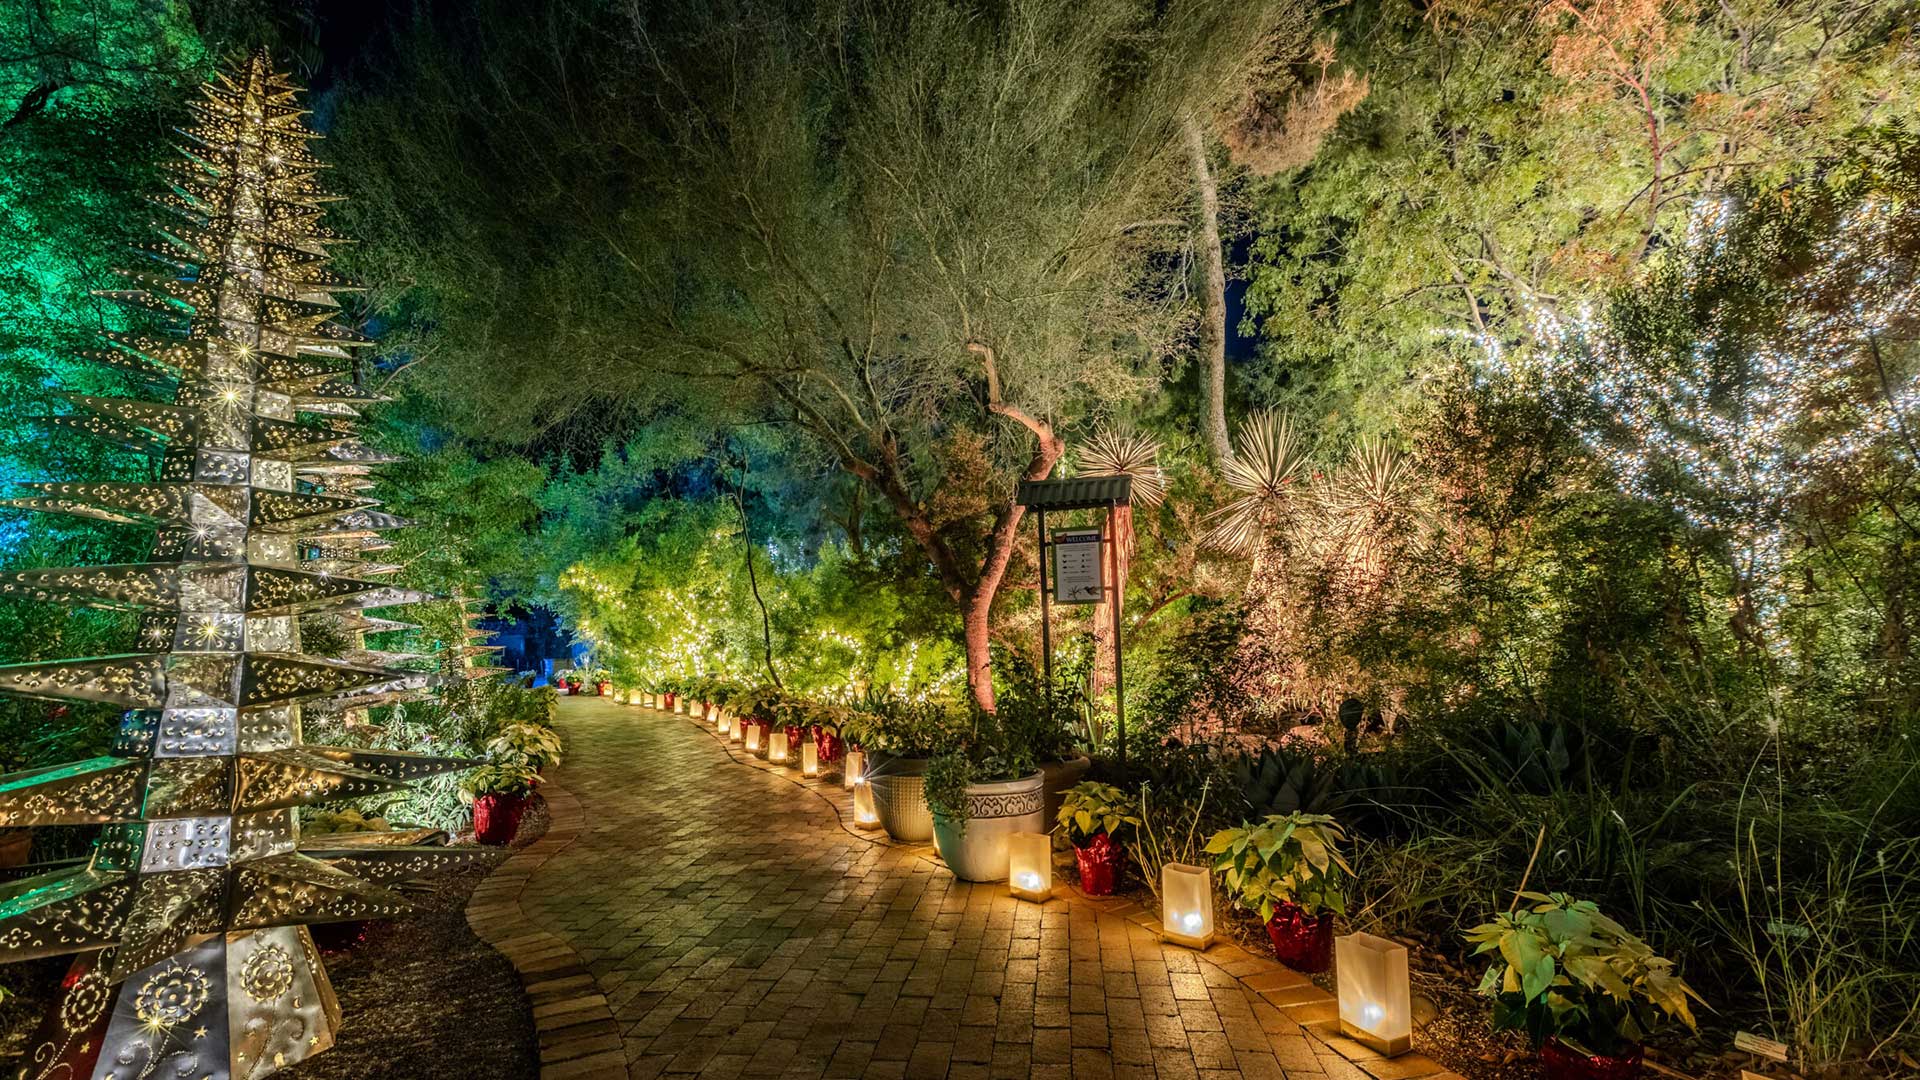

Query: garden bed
left=291, top=798, right=549, bottom=1079
left=0, top=804, right=548, bottom=1078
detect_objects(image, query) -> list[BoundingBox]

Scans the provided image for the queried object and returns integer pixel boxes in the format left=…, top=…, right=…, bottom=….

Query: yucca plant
left=1201, top=410, right=1312, bottom=558
left=1078, top=430, right=1169, bottom=507
left=1313, top=438, right=1425, bottom=578
left=1076, top=429, right=1169, bottom=696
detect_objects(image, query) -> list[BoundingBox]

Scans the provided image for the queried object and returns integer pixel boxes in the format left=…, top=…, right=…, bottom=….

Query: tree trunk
left=962, top=590, right=997, bottom=713
left=1183, top=115, right=1233, bottom=464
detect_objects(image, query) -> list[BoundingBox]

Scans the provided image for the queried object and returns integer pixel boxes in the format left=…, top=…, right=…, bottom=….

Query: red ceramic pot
left=596, top=681, right=612, bottom=696
left=1538, top=1039, right=1643, bottom=1080
left=783, top=725, right=805, bottom=750
left=1265, top=901, right=1334, bottom=972
left=1072, top=832, right=1126, bottom=896
left=820, top=732, right=840, bottom=764
left=664, top=692, right=676, bottom=709
left=473, top=792, right=529, bottom=846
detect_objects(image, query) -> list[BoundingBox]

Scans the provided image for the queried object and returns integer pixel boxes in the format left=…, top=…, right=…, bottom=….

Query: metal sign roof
left=1015, top=475, right=1133, bottom=510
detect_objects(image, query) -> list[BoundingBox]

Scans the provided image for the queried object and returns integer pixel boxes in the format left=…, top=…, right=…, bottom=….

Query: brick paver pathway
left=470, top=697, right=1463, bottom=1080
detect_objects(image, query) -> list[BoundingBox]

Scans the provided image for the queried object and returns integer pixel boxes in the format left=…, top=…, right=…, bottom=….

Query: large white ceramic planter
left=868, top=757, right=933, bottom=842
left=931, top=772, right=1047, bottom=882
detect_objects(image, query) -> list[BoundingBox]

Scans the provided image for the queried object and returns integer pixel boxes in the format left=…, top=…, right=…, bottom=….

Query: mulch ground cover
left=290, top=798, right=549, bottom=1080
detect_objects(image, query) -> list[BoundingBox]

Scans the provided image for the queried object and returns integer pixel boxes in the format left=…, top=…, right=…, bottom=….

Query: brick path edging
left=466, top=784, right=634, bottom=1079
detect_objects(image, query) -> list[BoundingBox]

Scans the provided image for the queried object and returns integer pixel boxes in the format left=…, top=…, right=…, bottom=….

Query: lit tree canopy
left=332, top=0, right=1322, bottom=708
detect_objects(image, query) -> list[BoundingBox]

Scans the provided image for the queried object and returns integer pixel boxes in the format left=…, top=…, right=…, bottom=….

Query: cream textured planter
left=868, top=757, right=933, bottom=842
left=931, top=772, right=1046, bottom=883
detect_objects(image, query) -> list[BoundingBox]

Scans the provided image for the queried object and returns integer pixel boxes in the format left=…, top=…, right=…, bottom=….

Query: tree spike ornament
left=0, top=51, right=483, bottom=1080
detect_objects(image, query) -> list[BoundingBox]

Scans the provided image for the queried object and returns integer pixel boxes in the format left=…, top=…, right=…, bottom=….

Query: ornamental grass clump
left=1465, top=892, right=1701, bottom=1059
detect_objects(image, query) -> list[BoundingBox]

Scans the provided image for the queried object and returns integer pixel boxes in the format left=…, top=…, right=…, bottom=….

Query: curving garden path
left=468, top=696, right=1464, bottom=1080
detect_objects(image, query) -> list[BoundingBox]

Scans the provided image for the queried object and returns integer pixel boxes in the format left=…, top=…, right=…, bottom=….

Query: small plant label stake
left=1733, top=1032, right=1790, bottom=1064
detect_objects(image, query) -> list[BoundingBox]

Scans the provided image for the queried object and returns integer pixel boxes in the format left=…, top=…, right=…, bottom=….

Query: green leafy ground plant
left=1465, top=892, right=1701, bottom=1057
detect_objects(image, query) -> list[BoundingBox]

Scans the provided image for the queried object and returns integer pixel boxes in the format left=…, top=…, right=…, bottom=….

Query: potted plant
left=1465, top=893, right=1701, bottom=1080
left=486, top=721, right=563, bottom=775
left=591, top=668, right=612, bottom=696
left=459, top=762, right=541, bottom=845
left=1057, top=782, right=1141, bottom=896
left=1206, top=812, right=1352, bottom=972
left=846, top=697, right=953, bottom=842
left=924, top=708, right=1047, bottom=882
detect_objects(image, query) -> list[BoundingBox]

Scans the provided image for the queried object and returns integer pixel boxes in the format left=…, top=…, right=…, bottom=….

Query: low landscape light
left=769, top=729, right=788, bottom=763
left=1161, top=863, right=1214, bottom=948
left=1007, top=832, right=1051, bottom=901
left=843, top=749, right=865, bottom=789
left=1336, top=932, right=1412, bottom=1056
left=852, top=778, right=879, bottom=827
left=801, top=739, right=819, bottom=776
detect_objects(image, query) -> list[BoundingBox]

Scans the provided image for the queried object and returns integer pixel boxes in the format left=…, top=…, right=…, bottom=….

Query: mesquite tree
left=335, top=0, right=1319, bottom=709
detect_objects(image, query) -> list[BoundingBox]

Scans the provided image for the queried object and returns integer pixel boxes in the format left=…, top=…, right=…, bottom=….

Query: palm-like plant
left=1315, top=438, right=1423, bottom=575
left=1078, top=430, right=1169, bottom=507
left=1074, top=429, right=1168, bottom=698
left=1201, top=410, right=1312, bottom=556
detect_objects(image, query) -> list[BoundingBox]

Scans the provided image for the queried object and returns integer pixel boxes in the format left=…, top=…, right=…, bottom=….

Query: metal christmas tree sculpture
left=0, top=51, right=478, bottom=1080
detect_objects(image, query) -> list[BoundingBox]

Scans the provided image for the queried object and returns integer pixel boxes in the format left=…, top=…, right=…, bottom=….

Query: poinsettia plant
left=457, top=761, right=540, bottom=803
left=485, top=721, right=563, bottom=771
left=1205, top=812, right=1352, bottom=921
left=1464, top=892, right=1702, bottom=1057
left=1057, top=782, right=1141, bottom=845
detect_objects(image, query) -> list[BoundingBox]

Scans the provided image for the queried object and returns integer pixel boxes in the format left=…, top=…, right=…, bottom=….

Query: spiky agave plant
left=1201, top=410, right=1312, bottom=556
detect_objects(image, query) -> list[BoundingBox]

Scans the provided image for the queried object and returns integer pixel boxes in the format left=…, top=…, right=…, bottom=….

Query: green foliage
left=1232, top=744, right=1347, bottom=818
left=922, top=752, right=976, bottom=832
left=1465, top=893, right=1701, bottom=1057
left=1242, top=0, right=1910, bottom=438
left=840, top=695, right=961, bottom=759
left=486, top=721, right=564, bottom=772
left=1206, top=813, right=1353, bottom=922
left=1136, top=601, right=1251, bottom=741
left=457, top=761, right=541, bottom=803
left=305, top=808, right=393, bottom=836
left=1057, top=782, right=1142, bottom=845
